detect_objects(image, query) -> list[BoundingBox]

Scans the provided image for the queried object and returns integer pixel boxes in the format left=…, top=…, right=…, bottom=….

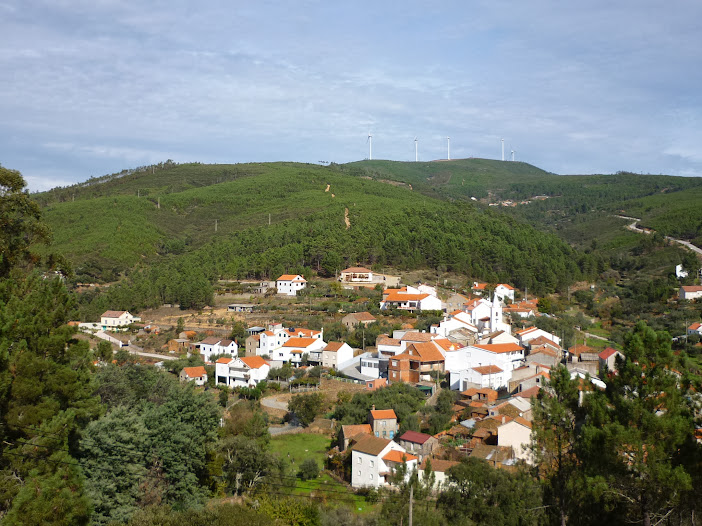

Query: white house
left=687, top=322, right=702, bottom=336
left=380, top=286, right=444, bottom=312
left=679, top=286, right=702, bottom=301
left=445, top=342, right=525, bottom=391
left=100, top=310, right=140, bottom=332
left=497, top=417, right=533, bottom=463
left=322, top=341, right=354, bottom=369
left=495, top=284, right=516, bottom=302
left=431, top=311, right=479, bottom=339
left=340, top=267, right=373, bottom=283
left=215, top=356, right=270, bottom=388
left=350, top=435, right=417, bottom=489
left=459, top=364, right=509, bottom=390
left=276, top=274, right=307, bottom=296
left=197, top=337, right=238, bottom=362
left=418, top=459, right=460, bottom=490
left=515, top=326, right=561, bottom=347
left=180, top=366, right=207, bottom=386
left=245, top=324, right=323, bottom=357
left=276, top=337, right=326, bottom=364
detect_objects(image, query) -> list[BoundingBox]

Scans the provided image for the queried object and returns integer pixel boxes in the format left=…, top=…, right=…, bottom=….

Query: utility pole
left=408, top=483, right=413, bottom=526
left=157, top=197, right=160, bottom=209
left=215, top=219, right=218, bottom=232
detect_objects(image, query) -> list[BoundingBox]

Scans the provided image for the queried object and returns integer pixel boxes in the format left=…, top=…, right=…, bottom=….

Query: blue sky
left=2, top=0, right=701, bottom=191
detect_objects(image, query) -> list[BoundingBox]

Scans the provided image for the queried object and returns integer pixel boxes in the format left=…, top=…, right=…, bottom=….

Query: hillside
left=33, top=162, right=596, bottom=315
left=341, top=159, right=702, bottom=249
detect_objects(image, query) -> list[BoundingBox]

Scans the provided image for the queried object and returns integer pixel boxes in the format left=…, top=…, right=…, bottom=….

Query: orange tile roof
left=406, top=342, right=445, bottom=362
left=342, top=266, right=372, bottom=273
left=497, top=283, right=515, bottom=290
left=433, top=338, right=458, bottom=351
left=282, top=337, right=318, bottom=348
left=516, top=326, right=539, bottom=335
left=688, top=322, right=701, bottom=331
left=323, top=341, right=346, bottom=352
left=216, top=357, right=234, bottom=364
left=371, top=409, right=397, bottom=420
left=347, top=311, right=376, bottom=322
left=401, top=331, right=434, bottom=342
left=473, top=343, right=524, bottom=354
left=598, top=347, right=620, bottom=360
left=461, top=388, right=479, bottom=397
left=278, top=274, right=306, bottom=281
left=182, top=366, right=207, bottom=378
left=528, top=336, right=561, bottom=349
left=383, top=450, right=417, bottom=463
left=341, top=424, right=372, bottom=439
left=240, top=356, right=268, bottom=369
left=472, top=365, right=503, bottom=375
left=384, top=292, right=430, bottom=302
left=472, top=283, right=488, bottom=290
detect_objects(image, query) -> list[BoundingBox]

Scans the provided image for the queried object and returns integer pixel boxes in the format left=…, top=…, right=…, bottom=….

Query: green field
left=270, top=433, right=374, bottom=513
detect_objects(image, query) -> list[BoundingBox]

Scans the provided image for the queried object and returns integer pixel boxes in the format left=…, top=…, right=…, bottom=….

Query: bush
left=298, top=458, right=320, bottom=481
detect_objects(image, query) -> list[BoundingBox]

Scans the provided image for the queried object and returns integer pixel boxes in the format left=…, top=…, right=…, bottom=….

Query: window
left=369, top=473, right=373, bottom=480
left=357, top=457, right=362, bottom=464
left=375, top=431, right=379, bottom=437
left=389, top=430, right=394, bottom=438
left=358, top=470, right=361, bottom=476
left=370, top=460, right=374, bottom=467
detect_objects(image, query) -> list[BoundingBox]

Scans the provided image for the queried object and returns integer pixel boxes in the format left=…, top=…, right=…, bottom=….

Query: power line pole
left=409, top=483, right=414, bottom=526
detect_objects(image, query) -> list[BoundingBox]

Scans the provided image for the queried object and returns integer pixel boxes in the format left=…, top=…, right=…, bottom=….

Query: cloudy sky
left=2, top=1, right=701, bottom=191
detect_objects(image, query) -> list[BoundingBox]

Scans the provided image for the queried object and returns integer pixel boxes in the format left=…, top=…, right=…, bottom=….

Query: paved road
left=583, top=331, right=610, bottom=342
left=261, top=395, right=289, bottom=411
left=615, top=215, right=702, bottom=255
left=126, top=344, right=178, bottom=361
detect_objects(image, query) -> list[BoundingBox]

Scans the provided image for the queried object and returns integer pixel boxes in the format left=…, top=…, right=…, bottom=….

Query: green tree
left=288, top=393, right=325, bottom=427
left=298, top=458, right=319, bottom=481
left=96, top=340, right=114, bottom=362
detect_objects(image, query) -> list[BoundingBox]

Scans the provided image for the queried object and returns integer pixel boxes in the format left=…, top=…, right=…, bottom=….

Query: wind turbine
left=447, top=136, right=450, bottom=160
left=501, top=138, right=505, bottom=161
left=511, top=149, right=515, bottom=162
left=367, top=132, right=372, bottom=160
left=415, top=137, right=418, bottom=162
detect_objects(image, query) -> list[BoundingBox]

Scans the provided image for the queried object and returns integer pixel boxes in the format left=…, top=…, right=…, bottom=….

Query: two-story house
left=215, top=356, right=270, bottom=388
left=100, top=310, right=141, bottom=332
left=369, top=407, right=398, bottom=439
left=197, top=337, right=238, bottom=362
left=350, top=435, right=417, bottom=488
left=276, top=274, right=307, bottom=296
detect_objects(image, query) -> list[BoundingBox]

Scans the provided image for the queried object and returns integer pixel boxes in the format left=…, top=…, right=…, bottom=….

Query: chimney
left=502, top=416, right=506, bottom=424
left=371, top=404, right=375, bottom=411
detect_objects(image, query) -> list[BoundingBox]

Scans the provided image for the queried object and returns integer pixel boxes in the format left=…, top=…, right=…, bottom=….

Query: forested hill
left=33, top=161, right=597, bottom=313
left=341, top=159, right=702, bottom=247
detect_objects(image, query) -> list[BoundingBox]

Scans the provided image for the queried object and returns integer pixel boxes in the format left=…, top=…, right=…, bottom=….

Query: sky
left=2, top=1, right=701, bottom=191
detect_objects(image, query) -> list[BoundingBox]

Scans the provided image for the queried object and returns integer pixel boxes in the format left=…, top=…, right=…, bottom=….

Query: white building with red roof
left=215, top=356, right=270, bottom=388
left=445, top=342, right=526, bottom=391
left=197, top=337, right=238, bottom=362
left=380, top=286, right=443, bottom=312
left=321, top=341, right=354, bottom=369
left=100, top=310, right=140, bottom=332
left=687, top=322, right=702, bottom=336
left=497, top=416, right=533, bottom=463
left=598, top=347, right=624, bottom=372
left=276, top=274, right=307, bottom=296
left=179, top=366, right=208, bottom=386
left=679, top=285, right=702, bottom=301
left=350, top=435, right=416, bottom=489
left=276, top=337, right=326, bottom=364
left=494, top=283, right=516, bottom=302
left=515, top=326, right=561, bottom=346
left=245, top=323, right=323, bottom=358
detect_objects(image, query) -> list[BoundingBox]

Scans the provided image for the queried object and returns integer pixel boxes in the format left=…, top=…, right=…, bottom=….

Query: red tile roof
left=216, top=357, right=234, bottom=364
left=323, top=341, right=346, bottom=352
left=240, top=356, right=268, bottom=369
left=598, top=347, right=620, bottom=360
left=282, top=338, right=318, bottom=348
left=342, top=266, right=372, bottom=273
left=370, top=409, right=397, bottom=420
left=472, top=365, right=503, bottom=375
left=406, top=342, right=445, bottom=362
left=399, top=431, right=433, bottom=444
left=182, top=366, right=207, bottom=378
left=383, top=450, right=418, bottom=463
left=278, top=274, right=306, bottom=282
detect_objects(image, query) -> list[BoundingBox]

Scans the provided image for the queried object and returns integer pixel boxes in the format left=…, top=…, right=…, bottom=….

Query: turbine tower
left=511, top=149, right=515, bottom=162
left=501, top=138, right=505, bottom=161
left=367, top=132, right=372, bottom=160
left=447, top=136, right=451, bottom=160
left=415, top=137, right=418, bottom=162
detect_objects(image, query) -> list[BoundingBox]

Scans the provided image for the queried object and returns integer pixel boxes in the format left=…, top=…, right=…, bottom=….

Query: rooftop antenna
left=447, top=136, right=451, bottom=160
left=367, top=132, right=372, bottom=160
left=414, top=137, right=418, bottom=162
left=501, top=138, right=505, bottom=161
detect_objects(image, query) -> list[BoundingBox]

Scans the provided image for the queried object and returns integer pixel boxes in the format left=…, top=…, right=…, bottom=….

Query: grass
left=269, top=432, right=376, bottom=514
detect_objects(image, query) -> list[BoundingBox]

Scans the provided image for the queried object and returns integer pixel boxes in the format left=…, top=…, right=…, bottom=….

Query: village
left=80, top=266, right=702, bottom=495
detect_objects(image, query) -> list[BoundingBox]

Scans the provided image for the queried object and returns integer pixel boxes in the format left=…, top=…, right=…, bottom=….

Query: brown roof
left=530, top=347, right=558, bottom=358
left=341, top=424, right=372, bottom=439
left=342, top=267, right=372, bottom=273
left=376, top=335, right=402, bottom=347
left=406, top=342, right=445, bottom=362
left=101, top=310, right=127, bottom=318
left=346, top=311, right=377, bottom=322
left=401, top=331, right=435, bottom=342
left=323, top=341, right=346, bottom=352
left=370, top=409, right=397, bottom=420
left=682, top=285, right=702, bottom=292
left=200, top=336, right=222, bottom=345
left=419, top=459, right=459, bottom=473
left=351, top=435, right=392, bottom=456
left=569, top=344, right=595, bottom=356
left=472, top=365, right=503, bottom=375
left=528, top=336, right=561, bottom=349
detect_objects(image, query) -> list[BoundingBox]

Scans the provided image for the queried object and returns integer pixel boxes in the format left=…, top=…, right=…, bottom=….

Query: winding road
left=614, top=215, right=702, bottom=256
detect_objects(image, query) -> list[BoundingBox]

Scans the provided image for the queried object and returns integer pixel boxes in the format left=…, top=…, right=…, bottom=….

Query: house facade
left=380, top=286, right=444, bottom=312
left=100, top=310, right=140, bottom=332
left=180, top=366, right=207, bottom=385
left=321, top=341, right=354, bottom=369
left=350, top=436, right=417, bottom=489
left=276, top=274, right=307, bottom=296
left=397, top=431, right=438, bottom=462
left=679, top=285, right=702, bottom=300
left=197, top=337, right=238, bottom=362
left=340, top=267, right=373, bottom=283
left=341, top=311, right=377, bottom=330
left=215, top=356, right=270, bottom=388
left=369, top=407, right=398, bottom=439
left=445, top=342, right=525, bottom=391
left=497, top=417, right=533, bottom=463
